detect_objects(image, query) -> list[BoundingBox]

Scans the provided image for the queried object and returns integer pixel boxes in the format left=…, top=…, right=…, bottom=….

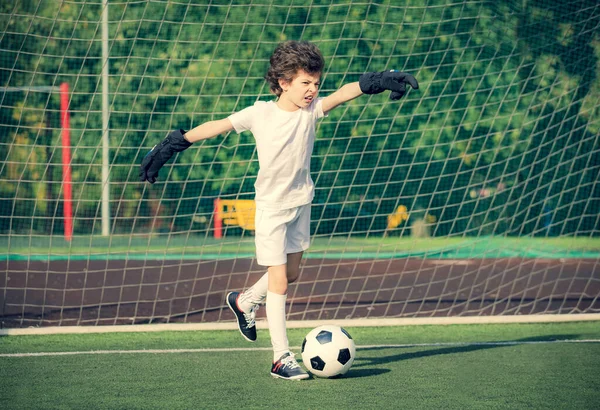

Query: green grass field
left=3, top=235, right=600, bottom=260
left=1, top=321, right=599, bottom=409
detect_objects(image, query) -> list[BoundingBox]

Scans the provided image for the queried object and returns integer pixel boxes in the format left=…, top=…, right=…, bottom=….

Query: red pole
left=214, top=198, right=222, bottom=239
left=60, top=82, right=73, bottom=241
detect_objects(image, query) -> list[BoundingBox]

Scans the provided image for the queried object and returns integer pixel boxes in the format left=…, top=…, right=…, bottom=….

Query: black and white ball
left=301, top=325, right=356, bottom=378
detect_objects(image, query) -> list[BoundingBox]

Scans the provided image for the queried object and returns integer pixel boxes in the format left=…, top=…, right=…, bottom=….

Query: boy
left=140, top=41, right=418, bottom=380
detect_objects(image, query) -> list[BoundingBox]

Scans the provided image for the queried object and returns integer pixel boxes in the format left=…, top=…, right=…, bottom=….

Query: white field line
left=3, top=314, right=600, bottom=336
left=2, top=339, right=599, bottom=358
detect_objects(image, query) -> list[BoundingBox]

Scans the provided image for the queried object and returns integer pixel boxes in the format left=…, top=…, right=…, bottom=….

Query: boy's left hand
left=359, top=70, right=419, bottom=100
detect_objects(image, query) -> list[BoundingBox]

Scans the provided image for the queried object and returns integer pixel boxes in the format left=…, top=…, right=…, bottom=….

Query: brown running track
left=1, top=257, right=598, bottom=327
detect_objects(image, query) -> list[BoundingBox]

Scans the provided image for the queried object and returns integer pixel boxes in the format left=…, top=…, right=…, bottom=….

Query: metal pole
left=60, top=83, right=73, bottom=241
left=101, top=0, right=111, bottom=236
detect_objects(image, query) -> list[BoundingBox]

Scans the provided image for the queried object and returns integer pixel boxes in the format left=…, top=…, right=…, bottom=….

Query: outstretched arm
left=140, top=118, right=234, bottom=184
left=184, top=118, right=234, bottom=143
left=321, top=71, right=419, bottom=115
left=321, top=82, right=363, bottom=114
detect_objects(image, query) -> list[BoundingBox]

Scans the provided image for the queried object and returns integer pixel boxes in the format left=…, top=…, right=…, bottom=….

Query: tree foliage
left=1, top=0, right=598, bottom=236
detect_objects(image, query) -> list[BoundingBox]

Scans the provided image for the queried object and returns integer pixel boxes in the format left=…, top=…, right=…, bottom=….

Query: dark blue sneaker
left=270, top=353, right=309, bottom=380
left=226, top=291, right=257, bottom=342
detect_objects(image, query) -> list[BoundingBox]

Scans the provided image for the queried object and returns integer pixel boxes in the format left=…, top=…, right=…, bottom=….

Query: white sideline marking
left=2, top=339, right=599, bottom=358
left=3, top=314, right=600, bottom=336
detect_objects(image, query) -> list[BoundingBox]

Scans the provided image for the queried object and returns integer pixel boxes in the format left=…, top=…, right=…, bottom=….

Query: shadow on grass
left=343, top=334, right=580, bottom=379
left=332, top=367, right=391, bottom=379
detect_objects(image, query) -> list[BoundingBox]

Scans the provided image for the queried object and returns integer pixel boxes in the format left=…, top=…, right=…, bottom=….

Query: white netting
left=1, top=0, right=599, bottom=327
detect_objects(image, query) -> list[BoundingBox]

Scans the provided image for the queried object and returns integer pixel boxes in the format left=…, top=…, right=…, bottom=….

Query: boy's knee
left=287, top=267, right=300, bottom=283
left=286, top=251, right=304, bottom=284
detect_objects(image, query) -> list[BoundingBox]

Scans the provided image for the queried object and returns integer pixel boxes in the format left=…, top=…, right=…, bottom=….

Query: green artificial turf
left=1, top=322, right=599, bottom=409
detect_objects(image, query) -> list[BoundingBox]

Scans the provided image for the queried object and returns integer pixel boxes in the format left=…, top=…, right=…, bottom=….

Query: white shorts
left=254, top=203, right=311, bottom=266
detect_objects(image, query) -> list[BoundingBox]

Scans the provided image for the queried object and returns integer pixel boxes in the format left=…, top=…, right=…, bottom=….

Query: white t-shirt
left=228, top=98, right=327, bottom=210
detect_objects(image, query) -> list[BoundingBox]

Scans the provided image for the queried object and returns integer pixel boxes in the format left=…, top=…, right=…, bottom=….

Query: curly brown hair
left=264, top=41, right=325, bottom=97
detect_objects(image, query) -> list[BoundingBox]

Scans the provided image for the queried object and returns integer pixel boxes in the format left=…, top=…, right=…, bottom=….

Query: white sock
left=238, top=272, right=268, bottom=313
left=266, top=290, right=289, bottom=362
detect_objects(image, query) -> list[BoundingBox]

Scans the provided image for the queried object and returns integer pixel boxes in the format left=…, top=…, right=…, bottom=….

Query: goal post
left=0, top=83, right=73, bottom=241
left=59, top=82, right=73, bottom=241
left=0, top=0, right=598, bottom=328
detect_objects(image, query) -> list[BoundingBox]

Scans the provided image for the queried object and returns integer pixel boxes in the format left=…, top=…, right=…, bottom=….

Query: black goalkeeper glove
left=139, top=129, right=192, bottom=184
left=359, top=70, right=419, bottom=100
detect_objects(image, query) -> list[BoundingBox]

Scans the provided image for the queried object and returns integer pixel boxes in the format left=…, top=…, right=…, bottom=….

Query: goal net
left=1, top=0, right=599, bottom=327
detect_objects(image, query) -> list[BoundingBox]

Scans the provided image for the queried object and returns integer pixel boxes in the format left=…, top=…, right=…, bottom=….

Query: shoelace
left=281, top=353, right=301, bottom=370
left=243, top=305, right=258, bottom=329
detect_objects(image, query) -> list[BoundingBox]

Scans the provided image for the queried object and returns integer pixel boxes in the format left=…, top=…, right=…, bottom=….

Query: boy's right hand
left=139, top=129, right=192, bottom=184
left=359, top=70, right=419, bottom=100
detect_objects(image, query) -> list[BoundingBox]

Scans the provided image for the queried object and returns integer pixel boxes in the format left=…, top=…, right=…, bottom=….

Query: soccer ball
left=301, top=325, right=356, bottom=378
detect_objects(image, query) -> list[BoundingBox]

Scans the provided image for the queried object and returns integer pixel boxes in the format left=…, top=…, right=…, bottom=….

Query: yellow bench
left=214, top=199, right=256, bottom=238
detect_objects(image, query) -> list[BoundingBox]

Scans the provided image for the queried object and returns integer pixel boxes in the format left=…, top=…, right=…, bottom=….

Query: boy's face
left=278, top=70, right=321, bottom=111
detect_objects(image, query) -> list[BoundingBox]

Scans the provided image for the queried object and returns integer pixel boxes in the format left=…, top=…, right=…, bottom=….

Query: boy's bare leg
left=285, top=251, right=303, bottom=284
left=239, top=249, right=302, bottom=310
